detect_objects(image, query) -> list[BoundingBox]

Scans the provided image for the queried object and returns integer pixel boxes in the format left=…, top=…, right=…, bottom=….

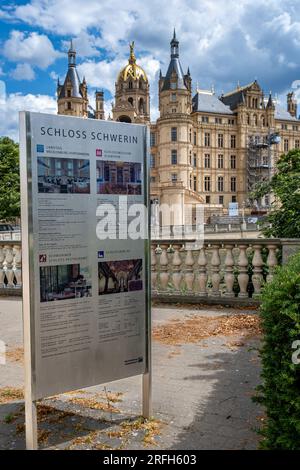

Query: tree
left=0, top=137, right=20, bottom=220
left=252, top=149, right=300, bottom=238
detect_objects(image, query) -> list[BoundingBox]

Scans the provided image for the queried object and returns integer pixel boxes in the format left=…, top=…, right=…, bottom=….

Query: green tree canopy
left=252, top=149, right=300, bottom=238
left=0, top=137, right=20, bottom=220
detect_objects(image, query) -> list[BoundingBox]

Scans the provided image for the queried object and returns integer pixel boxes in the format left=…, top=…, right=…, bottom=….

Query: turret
left=287, top=91, right=297, bottom=118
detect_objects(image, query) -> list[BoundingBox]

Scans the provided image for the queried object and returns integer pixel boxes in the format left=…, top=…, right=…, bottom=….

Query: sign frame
left=19, top=111, right=152, bottom=450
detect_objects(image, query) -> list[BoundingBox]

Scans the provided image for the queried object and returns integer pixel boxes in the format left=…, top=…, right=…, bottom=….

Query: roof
left=275, top=107, right=299, bottom=121
left=161, top=57, right=187, bottom=91
left=192, top=91, right=233, bottom=115
left=58, top=66, right=83, bottom=99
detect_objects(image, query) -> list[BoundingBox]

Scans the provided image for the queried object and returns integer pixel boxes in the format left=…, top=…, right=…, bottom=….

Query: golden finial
left=129, top=41, right=136, bottom=63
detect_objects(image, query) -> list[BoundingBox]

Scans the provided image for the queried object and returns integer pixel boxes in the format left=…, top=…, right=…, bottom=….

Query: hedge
left=254, top=252, right=300, bottom=449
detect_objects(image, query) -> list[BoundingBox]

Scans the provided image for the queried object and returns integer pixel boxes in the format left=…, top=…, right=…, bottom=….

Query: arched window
left=139, top=98, right=144, bottom=114
left=128, top=97, right=134, bottom=106
left=128, top=81, right=133, bottom=89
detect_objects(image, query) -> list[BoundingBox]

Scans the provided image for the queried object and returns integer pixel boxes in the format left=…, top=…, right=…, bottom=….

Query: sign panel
left=20, top=112, right=150, bottom=400
left=228, top=202, right=239, bottom=217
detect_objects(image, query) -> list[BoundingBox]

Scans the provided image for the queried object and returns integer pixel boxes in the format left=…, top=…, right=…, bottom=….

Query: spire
left=129, top=41, right=136, bottom=64
left=68, top=39, right=76, bottom=67
left=267, top=91, right=274, bottom=109
left=187, top=67, right=190, bottom=76
left=170, top=29, right=179, bottom=58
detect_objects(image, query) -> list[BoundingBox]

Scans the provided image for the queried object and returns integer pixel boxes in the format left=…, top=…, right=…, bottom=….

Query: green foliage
left=254, top=252, right=300, bottom=449
left=0, top=137, right=20, bottom=220
left=251, top=149, right=300, bottom=238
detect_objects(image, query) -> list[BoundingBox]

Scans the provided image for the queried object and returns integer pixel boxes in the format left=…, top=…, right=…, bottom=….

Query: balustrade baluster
left=237, top=245, right=249, bottom=298
left=13, top=245, right=22, bottom=288
left=0, top=245, right=5, bottom=288
left=224, top=244, right=235, bottom=297
left=184, top=247, right=195, bottom=293
left=197, top=246, right=208, bottom=297
left=171, top=244, right=183, bottom=292
left=252, top=244, right=264, bottom=297
left=266, top=244, right=278, bottom=282
left=4, top=245, right=14, bottom=288
left=159, top=243, right=170, bottom=292
left=210, top=244, right=221, bottom=296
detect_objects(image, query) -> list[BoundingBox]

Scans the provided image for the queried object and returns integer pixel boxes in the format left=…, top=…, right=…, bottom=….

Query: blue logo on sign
left=98, top=251, right=104, bottom=258
left=36, top=144, right=44, bottom=153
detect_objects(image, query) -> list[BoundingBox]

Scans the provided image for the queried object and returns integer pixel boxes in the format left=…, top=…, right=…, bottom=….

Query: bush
left=254, top=252, right=300, bottom=449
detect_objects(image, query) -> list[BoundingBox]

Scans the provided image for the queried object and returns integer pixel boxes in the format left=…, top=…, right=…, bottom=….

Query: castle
left=57, top=32, right=300, bottom=225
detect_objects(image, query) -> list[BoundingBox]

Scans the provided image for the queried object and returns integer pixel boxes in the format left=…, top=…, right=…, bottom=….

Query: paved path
left=0, top=299, right=262, bottom=450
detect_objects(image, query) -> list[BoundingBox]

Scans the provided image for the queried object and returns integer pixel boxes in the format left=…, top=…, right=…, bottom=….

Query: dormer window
left=171, top=93, right=176, bottom=102
left=128, top=81, right=133, bottom=89
left=170, top=81, right=177, bottom=89
left=67, top=89, right=71, bottom=97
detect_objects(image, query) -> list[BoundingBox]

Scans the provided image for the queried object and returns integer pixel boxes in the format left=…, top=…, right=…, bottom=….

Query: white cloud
left=11, top=63, right=36, bottom=81
left=3, top=30, right=62, bottom=69
left=0, top=92, right=57, bottom=141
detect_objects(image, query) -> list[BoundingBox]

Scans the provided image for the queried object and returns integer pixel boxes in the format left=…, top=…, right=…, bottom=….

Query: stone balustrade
left=1, top=238, right=299, bottom=303
left=151, top=238, right=299, bottom=305
left=0, top=241, right=22, bottom=295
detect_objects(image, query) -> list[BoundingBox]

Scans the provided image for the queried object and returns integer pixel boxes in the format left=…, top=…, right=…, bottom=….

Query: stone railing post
left=151, top=243, right=158, bottom=293
left=224, top=244, right=235, bottom=297
left=158, top=243, right=170, bottom=292
left=211, top=244, right=221, bottom=297
left=266, top=244, right=278, bottom=283
left=252, top=244, right=264, bottom=297
left=237, top=245, right=249, bottom=298
left=171, top=244, right=183, bottom=292
left=197, top=246, right=208, bottom=297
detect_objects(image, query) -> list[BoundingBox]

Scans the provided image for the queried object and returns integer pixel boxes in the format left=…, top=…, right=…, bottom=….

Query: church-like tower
left=112, top=42, right=150, bottom=123
left=57, top=41, right=88, bottom=118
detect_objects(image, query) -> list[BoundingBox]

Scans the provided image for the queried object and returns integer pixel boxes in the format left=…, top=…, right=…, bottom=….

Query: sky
left=1, top=0, right=300, bottom=140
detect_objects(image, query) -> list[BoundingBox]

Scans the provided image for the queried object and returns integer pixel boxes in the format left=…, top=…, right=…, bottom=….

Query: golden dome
left=118, top=42, right=148, bottom=83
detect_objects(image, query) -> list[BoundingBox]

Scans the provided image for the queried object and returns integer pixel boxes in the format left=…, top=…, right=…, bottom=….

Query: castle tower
left=95, top=90, right=105, bottom=120
left=112, top=42, right=150, bottom=123
left=287, top=91, right=297, bottom=118
left=156, top=30, right=196, bottom=227
left=57, top=40, right=88, bottom=118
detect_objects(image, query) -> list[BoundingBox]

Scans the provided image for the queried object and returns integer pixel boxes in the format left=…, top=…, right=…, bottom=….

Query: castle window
left=194, top=132, right=196, bottom=145
left=139, top=79, right=143, bottom=89
left=206, top=195, right=210, bottom=204
left=150, top=176, right=156, bottom=183
left=228, top=118, right=235, bottom=125
left=170, top=81, right=177, bottom=89
left=171, top=93, right=177, bottom=102
left=219, top=195, right=224, bottom=205
left=150, top=132, right=156, bottom=146
left=172, top=108, right=176, bottom=113
left=215, top=117, right=222, bottom=124
left=171, top=127, right=177, bottom=141
left=231, top=177, right=236, bottom=192
left=232, top=195, right=237, bottom=203
left=204, top=132, right=210, bottom=147
left=253, top=114, right=258, bottom=126
left=217, top=154, right=224, bottom=169
left=139, top=98, right=144, bottom=113
left=193, top=176, right=197, bottom=191
left=193, top=154, right=197, bottom=168
left=150, top=154, right=155, bottom=168
left=128, top=81, right=133, bottom=89
left=204, top=154, right=210, bottom=168
left=295, top=139, right=300, bottom=149
left=204, top=176, right=211, bottom=191
left=202, top=116, right=209, bottom=123
left=217, top=176, right=224, bottom=192
left=67, top=89, right=71, bottom=97
left=67, top=101, right=71, bottom=110
left=230, top=155, right=236, bottom=169
left=171, top=173, right=177, bottom=183
left=217, top=133, right=224, bottom=148
left=293, top=125, right=298, bottom=131
left=171, top=150, right=177, bottom=165
left=282, top=124, right=287, bottom=130
left=128, top=97, right=134, bottom=106
left=230, top=135, right=236, bottom=148
left=189, top=129, right=192, bottom=142
left=247, top=114, right=250, bottom=125
left=284, top=139, right=289, bottom=152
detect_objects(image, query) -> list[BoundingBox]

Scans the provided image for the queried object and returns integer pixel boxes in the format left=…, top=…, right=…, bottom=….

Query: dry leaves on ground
left=0, top=387, right=24, bottom=404
left=6, top=347, right=24, bottom=363
left=153, top=314, right=261, bottom=346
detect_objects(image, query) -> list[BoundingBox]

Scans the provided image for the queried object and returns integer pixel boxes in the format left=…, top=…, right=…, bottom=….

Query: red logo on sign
left=96, top=149, right=102, bottom=157
left=39, top=254, right=47, bottom=263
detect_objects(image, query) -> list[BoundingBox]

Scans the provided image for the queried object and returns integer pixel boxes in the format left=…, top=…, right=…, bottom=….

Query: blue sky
left=1, top=0, right=300, bottom=140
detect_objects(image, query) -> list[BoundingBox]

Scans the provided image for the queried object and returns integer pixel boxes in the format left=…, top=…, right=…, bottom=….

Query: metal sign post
left=20, top=111, right=151, bottom=449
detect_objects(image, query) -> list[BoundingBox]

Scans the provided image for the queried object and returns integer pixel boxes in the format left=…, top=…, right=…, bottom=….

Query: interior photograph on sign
left=96, top=160, right=142, bottom=195
left=40, top=263, right=92, bottom=302
left=98, top=259, right=143, bottom=295
left=38, top=156, right=90, bottom=194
